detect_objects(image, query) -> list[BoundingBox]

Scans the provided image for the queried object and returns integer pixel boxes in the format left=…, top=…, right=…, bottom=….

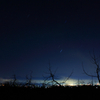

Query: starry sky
left=0, top=0, right=100, bottom=85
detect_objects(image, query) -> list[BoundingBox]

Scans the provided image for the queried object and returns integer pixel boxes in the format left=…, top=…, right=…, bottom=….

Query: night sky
left=0, top=0, right=100, bottom=85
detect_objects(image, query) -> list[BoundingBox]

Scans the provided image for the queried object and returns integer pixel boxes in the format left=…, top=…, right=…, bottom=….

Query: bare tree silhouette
left=25, top=71, right=33, bottom=86
left=43, top=61, right=61, bottom=86
left=12, top=74, right=18, bottom=87
left=43, top=61, right=73, bottom=87
left=82, top=50, right=100, bottom=84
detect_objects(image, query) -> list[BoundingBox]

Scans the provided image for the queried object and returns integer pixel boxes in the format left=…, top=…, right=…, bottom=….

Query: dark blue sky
left=0, top=0, right=100, bottom=84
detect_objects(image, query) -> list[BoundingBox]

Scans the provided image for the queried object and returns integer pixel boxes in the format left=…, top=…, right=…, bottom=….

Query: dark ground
left=0, top=86, right=100, bottom=100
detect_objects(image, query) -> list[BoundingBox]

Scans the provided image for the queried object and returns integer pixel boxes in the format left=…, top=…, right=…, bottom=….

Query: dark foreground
left=0, top=86, right=100, bottom=100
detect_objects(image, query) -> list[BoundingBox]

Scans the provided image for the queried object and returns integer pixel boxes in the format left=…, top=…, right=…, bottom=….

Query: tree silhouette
left=43, top=62, right=61, bottom=86
left=25, top=71, right=33, bottom=86
left=82, top=50, right=100, bottom=84
left=11, top=74, right=18, bottom=87
left=43, top=61, right=73, bottom=87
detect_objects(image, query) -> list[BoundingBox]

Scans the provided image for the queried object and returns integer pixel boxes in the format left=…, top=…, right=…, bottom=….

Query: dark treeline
left=0, top=85, right=100, bottom=100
